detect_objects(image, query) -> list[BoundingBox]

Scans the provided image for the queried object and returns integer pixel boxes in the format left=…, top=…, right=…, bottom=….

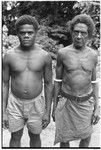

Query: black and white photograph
left=1, top=0, right=101, bottom=148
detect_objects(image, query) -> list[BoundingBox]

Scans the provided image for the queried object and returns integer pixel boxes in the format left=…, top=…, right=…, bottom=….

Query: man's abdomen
left=62, top=72, right=92, bottom=96
left=11, top=73, right=43, bottom=100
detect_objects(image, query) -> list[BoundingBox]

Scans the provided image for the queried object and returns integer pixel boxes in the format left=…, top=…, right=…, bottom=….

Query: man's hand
left=52, top=107, right=56, bottom=122
left=42, top=113, right=50, bottom=129
left=91, top=107, right=100, bottom=125
left=2, top=112, right=9, bottom=129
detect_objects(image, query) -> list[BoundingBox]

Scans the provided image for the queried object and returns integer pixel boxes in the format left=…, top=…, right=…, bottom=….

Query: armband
left=54, top=78, right=62, bottom=82
left=91, top=79, right=100, bottom=84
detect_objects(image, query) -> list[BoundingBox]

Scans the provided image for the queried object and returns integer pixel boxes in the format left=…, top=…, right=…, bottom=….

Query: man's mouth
left=23, top=40, right=30, bottom=43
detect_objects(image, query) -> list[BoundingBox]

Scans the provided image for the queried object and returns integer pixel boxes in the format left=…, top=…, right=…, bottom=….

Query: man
left=3, top=15, right=53, bottom=148
left=52, top=14, right=100, bottom=147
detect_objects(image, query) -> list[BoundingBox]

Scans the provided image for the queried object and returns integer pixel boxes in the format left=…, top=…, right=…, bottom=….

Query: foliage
left=2, top=31, right=19, bottom=55
left=2, top=1, right=76, bottom=34
left=2, top=1, right=100, bottom=57
left=36, top=25, right=60, bottom=59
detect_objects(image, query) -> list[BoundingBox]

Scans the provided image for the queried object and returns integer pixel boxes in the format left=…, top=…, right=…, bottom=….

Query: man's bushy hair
left=70, top=14, right=95, bottom=39
left=15, top=15, right=39, bottom=33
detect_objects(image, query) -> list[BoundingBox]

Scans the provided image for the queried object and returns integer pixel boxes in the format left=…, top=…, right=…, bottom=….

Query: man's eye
left=28, top=32, right=33, bottom=35
left=19, top=32, right=34, bottom=36
left=20, top=32, right=25, bottom=35
left=74, top=31, right=79, bottom=33
left=73, top=31, right=79, bottom=35
left=73, top=30, right=88, bottom=37
left=81, top=32, right=88, bottom=36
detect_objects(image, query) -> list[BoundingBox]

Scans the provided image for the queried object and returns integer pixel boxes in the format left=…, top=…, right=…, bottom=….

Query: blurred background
left=2, top=1, right=100, bottom=54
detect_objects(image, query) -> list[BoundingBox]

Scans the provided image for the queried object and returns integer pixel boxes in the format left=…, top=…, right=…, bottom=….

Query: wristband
left=91, top=79, right=100, bottom=83
left=54, top=78, right=62, bottom=82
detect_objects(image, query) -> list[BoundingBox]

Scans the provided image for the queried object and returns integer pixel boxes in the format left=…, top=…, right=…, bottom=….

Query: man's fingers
left=52, top=115, right=55, bottom=122
left=42, top=124, right=47, bottom=129
left=52, top=111, right=55, bottom=122
left=95, top=116, right=100, bottom=124
left=92, top=115, right=100, bottom=125
left=42, top=121, right=49, bottom=129
left=42, top=123, right=48, bottom=129
left=2, top=121, right=9, bottom=129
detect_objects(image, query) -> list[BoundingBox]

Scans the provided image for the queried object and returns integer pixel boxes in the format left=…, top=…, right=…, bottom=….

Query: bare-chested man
left=52, top=14, right=100, bottom=147
left=3, top=15, right=53, bottom=148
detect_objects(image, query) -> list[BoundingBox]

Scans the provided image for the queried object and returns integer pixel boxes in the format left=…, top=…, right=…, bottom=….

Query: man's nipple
left=25, top=67, right=29, bottom=71
left=24, top=90, right=28, bottom=94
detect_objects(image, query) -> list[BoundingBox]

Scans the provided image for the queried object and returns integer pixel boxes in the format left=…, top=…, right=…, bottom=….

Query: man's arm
left=52, top=51, right=63, bottom=121
left=42, top=53, right=53, bottom=129
left=2, top=53, right=10, bottom=129
left=91, top=54, right=100, bottom=125
left=92, top=67, right=99, bottom=109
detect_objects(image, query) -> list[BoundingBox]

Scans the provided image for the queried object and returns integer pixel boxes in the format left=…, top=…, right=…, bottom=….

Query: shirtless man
left=3, top=15, right=53, bottom=147
left=52, top=14, right=100, bottom=147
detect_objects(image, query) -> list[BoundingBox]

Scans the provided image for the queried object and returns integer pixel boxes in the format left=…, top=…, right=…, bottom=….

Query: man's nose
left=24, top=33, right=29, bottom=37
left=77, top=32, right=82, bottom=38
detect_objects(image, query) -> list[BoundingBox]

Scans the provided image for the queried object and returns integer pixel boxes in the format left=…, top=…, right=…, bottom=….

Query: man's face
left=18, top=24, right=36, bottom=48
left=72, top=23, right=88, bottom=49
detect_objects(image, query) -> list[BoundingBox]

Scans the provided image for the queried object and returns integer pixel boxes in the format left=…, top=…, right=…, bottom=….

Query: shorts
left=7, top=92, right=45, bottom=134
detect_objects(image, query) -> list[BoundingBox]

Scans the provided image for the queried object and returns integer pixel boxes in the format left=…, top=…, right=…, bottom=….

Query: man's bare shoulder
left=3, top=49, right=16, bottom=66
left=43, top=50, right=52, bottom=63
left=87, top=46, right=98, bottom=64
left=58, top=44, right=73, bottom=57
left=87, top=46, right=98, bottom=59
left=35, top=44, right=47, bottom=55
left=35, top=44, right=52, bottom=62
left=3, top=48, right=15, bottom=60
left=88, top=46, right=97, bottom=55
left=3, top=46, right=22, bottom=64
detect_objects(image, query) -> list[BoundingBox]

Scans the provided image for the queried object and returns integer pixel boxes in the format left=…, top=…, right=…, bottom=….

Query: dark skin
left=52, top=23, right=100, bottom=147
left=3, top=24, right=53, bottom=147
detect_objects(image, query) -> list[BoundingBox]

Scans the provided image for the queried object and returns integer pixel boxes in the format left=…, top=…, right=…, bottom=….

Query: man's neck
left=20, top=44, right=36, bottom=53
left=73, top=44, right=86, bottom=53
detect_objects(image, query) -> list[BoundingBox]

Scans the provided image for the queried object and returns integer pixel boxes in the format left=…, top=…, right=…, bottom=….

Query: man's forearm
left=3, top=82, right=9, bottom=113
left=44, top=82, right=53, bottom=114
left=92, top=83, right=99, bottom=110
left=53, top=81, right=61, bottom=109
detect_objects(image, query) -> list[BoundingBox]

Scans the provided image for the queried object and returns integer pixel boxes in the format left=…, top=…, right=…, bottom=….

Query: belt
left=60, top=90, right=94, bottom=102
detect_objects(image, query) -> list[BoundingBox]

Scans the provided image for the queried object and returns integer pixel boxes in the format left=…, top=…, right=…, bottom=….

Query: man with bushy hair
left=70, top=14, right=95, bottom=39
left=52, top=14, right=100, bottom=147
left=3, top=15, right=53, bottom=147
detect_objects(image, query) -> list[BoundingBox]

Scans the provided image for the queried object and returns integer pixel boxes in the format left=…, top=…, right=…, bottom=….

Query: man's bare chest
left=63, top=52, right=95, bottom=72
left=9, top=55, right=44, bottom=72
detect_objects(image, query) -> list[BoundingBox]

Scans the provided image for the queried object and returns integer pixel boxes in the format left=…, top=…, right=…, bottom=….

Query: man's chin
left=75, top=44, right=83, bottom=49
left=21, top=44, right=33, bottom=50
left=22, top=43, right=32, bottom=47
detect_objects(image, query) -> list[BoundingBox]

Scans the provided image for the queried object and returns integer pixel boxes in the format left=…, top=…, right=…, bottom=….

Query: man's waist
left=11, top=89, right=43, bottom=101
left=60, top=90, right=94, bottom=102
left=10, top=90, right=43, bottom=103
